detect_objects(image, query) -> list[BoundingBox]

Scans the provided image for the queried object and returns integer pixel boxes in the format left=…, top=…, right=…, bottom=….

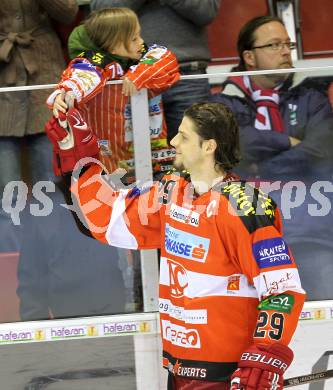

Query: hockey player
left=46, top=7, right=179, bottom=179
left=46, top=102, right=306, bottom=389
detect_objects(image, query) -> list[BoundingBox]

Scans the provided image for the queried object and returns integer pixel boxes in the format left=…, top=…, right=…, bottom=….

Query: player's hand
left=122, top=76, right=138, bottom=96
left=53, top=90, right=76, bottom=118
left=45, top=108, right=99, bottom=176
left=230, top=343, right=293, bottom=390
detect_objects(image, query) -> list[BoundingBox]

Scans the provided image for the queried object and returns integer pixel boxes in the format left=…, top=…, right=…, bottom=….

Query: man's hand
left=230, top=343, right=293, bottom=390
left=289, top=136, right=301, bottom=147
left=45, top=108, right=99, bottom=176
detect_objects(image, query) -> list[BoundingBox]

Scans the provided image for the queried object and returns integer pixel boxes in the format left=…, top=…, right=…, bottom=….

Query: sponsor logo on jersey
left=124, top=103, right=132, bottom=119
left=258, top=293, right=295, bottom=313
left=149, top=95, right=163, bottom=114
left=253, top=237, right=292, bottom=268
left=165, top=224, right=209, bottom=262
left=150, top=125, right=162, bottom=137
left=260, top=269, right=302, bottom=296
left=97, top=139, right=112, bottom=156
left=172, top=361, right=207, bottom=379
left=170, top=204, right=200, bottom=227
left=222, top=182, right=275, bottom=218
left=176, top=365, right=207, bottom=379
left=152, top=148, right=176, bottom=162
left=227, top=275, right=241, bottom=291
left=159, top=298, right=207, bottom=324
left=162, top=320, right=200, bottom=348
left=164, top=358, right=207, bottom=379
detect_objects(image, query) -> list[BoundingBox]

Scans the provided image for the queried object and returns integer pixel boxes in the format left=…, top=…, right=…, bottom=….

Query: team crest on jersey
left=167, top=259, right=188, bottom=298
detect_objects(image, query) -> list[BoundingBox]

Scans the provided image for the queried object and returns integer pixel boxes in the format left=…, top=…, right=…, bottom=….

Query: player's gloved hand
left=230, top=343, right=293, bottom=390
left=45, top=108, right=99, bottom=176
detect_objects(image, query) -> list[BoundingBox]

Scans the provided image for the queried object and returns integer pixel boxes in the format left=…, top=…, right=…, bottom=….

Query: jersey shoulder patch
left=218, top=181, right=277, bottom=233
left=161, top=169, right=191, bottom=181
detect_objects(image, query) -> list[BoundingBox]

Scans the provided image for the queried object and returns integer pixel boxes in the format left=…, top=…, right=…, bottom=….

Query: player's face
left=170, top=116, right=206, bottom=172
left=111, top=23, right=144, bottom=60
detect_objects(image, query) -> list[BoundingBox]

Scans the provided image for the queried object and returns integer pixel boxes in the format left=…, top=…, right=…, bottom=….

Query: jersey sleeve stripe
left=105, top=190, right=139, bottom=249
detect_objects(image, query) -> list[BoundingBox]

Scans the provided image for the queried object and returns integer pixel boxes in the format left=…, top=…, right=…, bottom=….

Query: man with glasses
left=211, top=15, right=333, bottom=301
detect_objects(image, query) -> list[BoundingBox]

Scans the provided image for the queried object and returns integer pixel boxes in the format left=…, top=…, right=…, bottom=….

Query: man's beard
left=172, top=159, right=184, bottom=171
left=266, top=71, right=290, bottom=85
left=267, top=63, right=293, bottom=85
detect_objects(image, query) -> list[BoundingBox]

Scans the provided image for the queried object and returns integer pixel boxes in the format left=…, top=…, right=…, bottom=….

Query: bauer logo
left=165, top=224, right=209, bottom=262
left=170, top=204, right=200, bottom=227
left=253, top=237, right=292, bottom=268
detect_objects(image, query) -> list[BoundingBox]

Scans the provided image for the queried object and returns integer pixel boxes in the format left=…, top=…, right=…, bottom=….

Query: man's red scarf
left=229, top=75, right=285, bottom=132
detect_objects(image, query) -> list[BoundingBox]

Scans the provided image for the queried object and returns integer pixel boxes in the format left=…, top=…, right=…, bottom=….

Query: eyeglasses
left=252, top=41, right=297, bottom=51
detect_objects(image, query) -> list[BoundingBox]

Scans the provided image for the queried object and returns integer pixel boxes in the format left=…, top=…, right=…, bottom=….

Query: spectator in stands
left=0, top=0, right=78, bottom=252
left=49, top=7, right=179, bottom=181
left=90, top=0, right=221, bottom=143
left=17, top=180, right=126, bottom=320
left=211, top=15, right=333, bottom=301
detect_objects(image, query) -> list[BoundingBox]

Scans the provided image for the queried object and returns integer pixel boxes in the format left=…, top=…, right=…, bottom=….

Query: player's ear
left=205, top=139, right=217, bottom=155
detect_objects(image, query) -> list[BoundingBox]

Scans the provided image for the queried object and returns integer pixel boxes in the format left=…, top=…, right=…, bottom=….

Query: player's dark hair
left=232, top=15, right=285, bottom=71
left=184, top=102, right=241, bottom=171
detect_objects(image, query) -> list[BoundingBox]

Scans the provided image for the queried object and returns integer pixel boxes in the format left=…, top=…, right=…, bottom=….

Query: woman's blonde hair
left=85, top=7, right=139, bottom=53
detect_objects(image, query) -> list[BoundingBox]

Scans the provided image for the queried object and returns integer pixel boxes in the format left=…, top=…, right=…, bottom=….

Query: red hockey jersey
left=71, top=166, right=306, bottom=382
